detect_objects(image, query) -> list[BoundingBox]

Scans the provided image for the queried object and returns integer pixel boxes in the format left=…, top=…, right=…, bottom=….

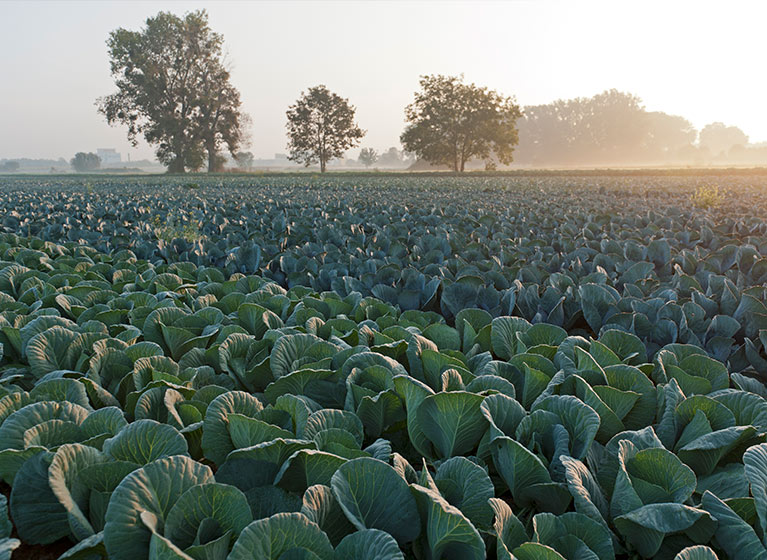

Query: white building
left=97, top=148, right=121, bottom=165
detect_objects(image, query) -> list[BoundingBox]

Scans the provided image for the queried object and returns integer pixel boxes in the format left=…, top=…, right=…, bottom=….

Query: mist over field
left=1, top=0, right=766, bottom=172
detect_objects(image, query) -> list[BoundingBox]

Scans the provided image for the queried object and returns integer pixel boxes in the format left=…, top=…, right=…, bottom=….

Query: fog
left=1, top=0, right=766, bottom=166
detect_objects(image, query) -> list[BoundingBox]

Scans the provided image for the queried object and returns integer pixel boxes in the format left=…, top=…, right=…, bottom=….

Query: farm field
left=0, top=173, right=766, bottom=559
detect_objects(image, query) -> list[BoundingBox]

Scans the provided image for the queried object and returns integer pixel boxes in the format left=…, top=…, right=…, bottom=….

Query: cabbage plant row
left=0, top=175, right=764, bottom=559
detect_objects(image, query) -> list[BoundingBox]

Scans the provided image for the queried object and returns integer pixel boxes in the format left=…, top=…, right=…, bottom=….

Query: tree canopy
left=699, top=122, right=749, bottom=157
left=97, top=10, right=247, bottom=173
left=70, top=152, right=101, bottom=172
left=400, top=74, right=522, bottom=172
left=286, top=85, right=365, bottom=172
left=515, top=90, right=698, bottom=166
left=234, top=151, right=255, bottom=170
left=358, top=148, right=378, bottom=168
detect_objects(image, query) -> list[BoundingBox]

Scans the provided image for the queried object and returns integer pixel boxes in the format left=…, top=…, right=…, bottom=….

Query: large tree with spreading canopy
left=401, top=74, right=522, bottom=172
left=285, top=85, right=365, bottom=173
left=98, top=10, right=247, bottom=173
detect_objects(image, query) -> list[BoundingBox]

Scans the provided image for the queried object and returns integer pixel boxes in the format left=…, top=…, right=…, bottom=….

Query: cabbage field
left=0, top=173, right=766, bottom=559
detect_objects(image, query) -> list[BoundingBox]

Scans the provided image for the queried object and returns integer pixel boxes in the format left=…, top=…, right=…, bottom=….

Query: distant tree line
left=512, top=90, right=751, bottom=167
left=351, top=148, right=416, bottom=170
left=0, top=158, right=70, bottom=174
left=97, top=10, right=758, bottom=173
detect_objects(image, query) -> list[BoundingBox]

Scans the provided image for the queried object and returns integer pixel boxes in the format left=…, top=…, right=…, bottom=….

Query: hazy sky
left=2, top=0, right=766, bottom=161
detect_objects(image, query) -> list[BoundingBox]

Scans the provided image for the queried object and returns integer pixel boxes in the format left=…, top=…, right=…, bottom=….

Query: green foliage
left=286, top=85, right=365, bottom=173
left=70, top=152, right=101, bottom=173
left=401, top=74, right=522, bottom=171
left=0, top=174, right=765, bottom=559
left=98, top=10, right=246, bottom=172
left=358, top=147, right=378, bottom=168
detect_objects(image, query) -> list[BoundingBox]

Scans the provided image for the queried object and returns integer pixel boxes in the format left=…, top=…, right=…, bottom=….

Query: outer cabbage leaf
left=410, top=483, right=485, bottom=560
left=164, top=482, right=252, bottom=550
left=227, top=512, right=333, bottom=560
left=613, top=503, right=716, bottom=558
left=415, top=391, right=486, bottom=458
left=334, top=528, right=405, bottom=560
left=103, top=455, right=213, bottom=560
left=9, top=451, right=70, bottom=544
left=103, top=419, right=188, bottom=465
left=330, top=457, right=420, bottom=545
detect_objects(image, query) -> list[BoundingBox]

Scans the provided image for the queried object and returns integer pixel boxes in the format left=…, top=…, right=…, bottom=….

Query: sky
left=1, top=0, right=766, bottom=162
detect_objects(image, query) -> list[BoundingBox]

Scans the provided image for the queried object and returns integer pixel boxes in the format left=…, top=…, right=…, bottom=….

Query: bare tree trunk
left=168, top=134, right=187, bottom=173
left=207, top=140, right=217, bottom=173
left=321, top=158, right=326, bottom=173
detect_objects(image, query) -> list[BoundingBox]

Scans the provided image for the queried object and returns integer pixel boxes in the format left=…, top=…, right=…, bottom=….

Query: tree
left=644, top=112, right=697, bottom=157
left=0, top=161, right=19, bottom=173
left=286, top=85, right=365, bottom=172
left=234, top=151, right=254, bottom=170
left=514, top=102, right=572, bottom=165
left=400, top=75, right=522, bottom=172
left=71, top=152, right=101, bottom=172
left=358, top=148, right=378, bottom=168
left=699, top=122, right=748, bottom=157
left=97, top=10, right=247, bottom=173
left=514, top=90, right=690, bottom=165
left=378, top=147, right=403, bottom=167
left=579, top=90, right=649, bottom=162
left=196, top=63, right=249, bottom=172
left=520, top=91, right=647, bottom=164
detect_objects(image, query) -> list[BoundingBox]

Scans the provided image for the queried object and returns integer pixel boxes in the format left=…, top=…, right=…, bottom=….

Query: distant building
left=97, top=148, right=121, bottom=165
left=247, top=153, right=299, bottom=169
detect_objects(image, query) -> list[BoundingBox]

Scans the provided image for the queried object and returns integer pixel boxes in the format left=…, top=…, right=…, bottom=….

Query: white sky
left=1, top=0, right=766, bottom=161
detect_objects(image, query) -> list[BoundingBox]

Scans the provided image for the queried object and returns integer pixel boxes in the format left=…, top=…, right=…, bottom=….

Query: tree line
left=513, top=91, right=751, bottom=167
left=98, top=10, right=755, bottom=173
